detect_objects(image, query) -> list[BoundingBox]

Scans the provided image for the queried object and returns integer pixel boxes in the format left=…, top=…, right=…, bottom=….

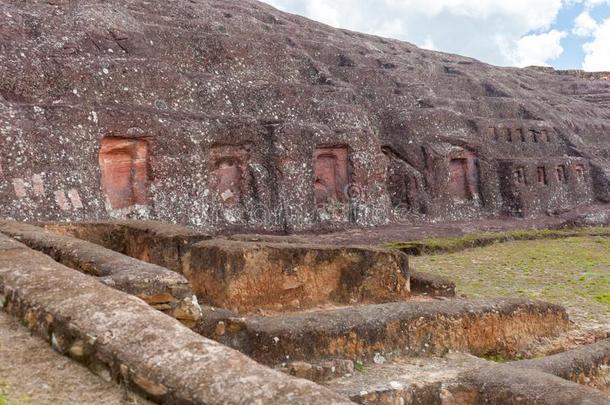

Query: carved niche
left=537, top=166, right=548, bottom=185
left=209, top=145, right=250, bottom=205
left=383, top=146, right=426, bottom=212
left=556, top=165, right=567, bottom=183
left=314, top=146, right=350, bottom=206
left=513, top=167, right=526, bottom=185
left=448, top=150, right=480, bottom=201
left=99, top=137, right=149, bottom=209
left=574, top=164, right=586, bottom=181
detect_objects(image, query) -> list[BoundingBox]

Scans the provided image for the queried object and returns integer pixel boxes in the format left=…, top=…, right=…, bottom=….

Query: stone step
left=185, top=239, right=411, bottom=313
left=196, top=298, right=570, bottom=365
left=324, top=353, right=485, bottom=403
left=42, top=220, right=211, bottom=274
left=512, top=338, right=610, bottom=392
left=0, top=234, right=352, bottom=404
left=45, top=222, right=455, bottom=300
left=0, top=221, right=201, bottom=325
left=324, top=353, right=610, bottom=404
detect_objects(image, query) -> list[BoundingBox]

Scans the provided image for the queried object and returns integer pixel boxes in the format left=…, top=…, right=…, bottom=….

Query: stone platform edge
left=0, top=233, right=352, bottom=404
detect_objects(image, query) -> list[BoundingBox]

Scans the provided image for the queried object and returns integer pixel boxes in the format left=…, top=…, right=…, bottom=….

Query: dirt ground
left=0, top=312, right=151, bottom=405
left=306, top=204, right=609, bottom=246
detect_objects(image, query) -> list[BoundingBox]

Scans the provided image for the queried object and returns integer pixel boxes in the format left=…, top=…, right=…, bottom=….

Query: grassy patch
left=594, top=293, right=610, bottom=307
left=411, top=236, right=610, bottom=325
left=385, top=227, right=610, bottom=256
left=480, top=353, right=510, bottom=363
left=0, top=380, right=27, bottom=405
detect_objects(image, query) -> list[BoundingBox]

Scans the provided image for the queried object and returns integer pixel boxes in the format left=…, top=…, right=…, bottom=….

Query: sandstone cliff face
left=0, top=0, right=609, bottom=231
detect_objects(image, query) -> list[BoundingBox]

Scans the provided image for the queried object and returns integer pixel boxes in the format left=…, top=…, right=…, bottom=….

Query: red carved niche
left=210, top=145, right=249, bottom=205
left=99, top=137, right=149, bottom=209
left=314, top=146, right=349, bottom=205
left=537, top=166, right=548, bottom=185
left=574, top=164, right=586, bottom=180
left=448, top=151, right=480, bottom=201
left=556, top=165, right=567, bottom=183
left=448, top=158, right=469, bottom=199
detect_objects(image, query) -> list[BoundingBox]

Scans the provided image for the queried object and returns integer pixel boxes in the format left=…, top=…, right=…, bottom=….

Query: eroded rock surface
left=0, top=0, right=608, bottom=231
left=43, top=220, right=211, bottom=273
left=186, top=239, right=411, bottom=312
left=198, top=298, right=570, bottom=365
left=0, top=220, right=201, bottom=325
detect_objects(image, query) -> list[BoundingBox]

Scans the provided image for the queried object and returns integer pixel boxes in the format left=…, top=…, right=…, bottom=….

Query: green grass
left=0, top=380, right=27, bottom=405
left=385, top=227, right=610, bottom=256
left=410, top=235, right=610, bottom=325
left=595, top=292, right=610, bottom=306
left=480, top=353, right=510, bottom=363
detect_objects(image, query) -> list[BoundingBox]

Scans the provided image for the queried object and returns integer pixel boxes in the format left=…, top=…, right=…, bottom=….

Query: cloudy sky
left=260, top=0, right=610, bottom=71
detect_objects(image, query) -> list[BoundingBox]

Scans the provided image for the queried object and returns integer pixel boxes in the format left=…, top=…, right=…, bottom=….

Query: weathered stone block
left=327, top=354, right=610, bottom=405
left=458, top=364, right=610, bottom=404
left=202, top=299, right=570, bottom=365
left=43, top=220, right=211, bottom=274
left=185, top=239, right=410, bottom=313
left=0, top=234, right=352, bottom=404
left=512, top=338, right=610, bottom=392
left=0, top=221, right=200, bottom=325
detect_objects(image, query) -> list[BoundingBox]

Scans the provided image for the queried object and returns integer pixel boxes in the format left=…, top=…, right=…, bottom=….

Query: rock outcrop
left=0, top=0, right=608, bottom=231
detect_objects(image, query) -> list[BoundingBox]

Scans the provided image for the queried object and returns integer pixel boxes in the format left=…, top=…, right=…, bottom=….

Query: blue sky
left=261, top=0, right=610, bottom=71
left=553, top=2, right=609, bottom=69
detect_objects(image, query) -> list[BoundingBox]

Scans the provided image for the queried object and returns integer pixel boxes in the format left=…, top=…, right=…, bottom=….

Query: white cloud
left=261, top=0, right=566, bottom=67
left=573, top=11, right=598, bottom=36
left=305, top=0, right=341, bottom=27
left=510, top=30, right=567, bottom=67
left=583, top=0, right=610, bottom=6
left=421, top=36, right=436, bottom=51
left=582, top=18, right=610, bottom=71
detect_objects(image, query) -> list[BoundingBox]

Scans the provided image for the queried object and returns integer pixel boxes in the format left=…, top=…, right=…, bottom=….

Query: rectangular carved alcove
left=556, top=165, right=567, bottom=183
left=448, top=158, right=469, bottom=200
left=515, top=128, right=525, bottom=142
left=537, top=167, right=548, bottom=185
left=487, top=127, right=498, bottom=142
left=448, top=150, right=480, bottom=201
left=314, top=146, right=349, bottom=205
left=99, top=137, right=149, bottom=209
left=574, top=164, right=586, bottom=181
left=513, top=167, right=526, bottom=185
left=209, top=145, right=249, bottom=205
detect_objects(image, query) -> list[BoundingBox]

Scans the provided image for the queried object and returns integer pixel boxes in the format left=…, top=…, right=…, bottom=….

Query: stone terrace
left=0, top=219, right=605, bottom=403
